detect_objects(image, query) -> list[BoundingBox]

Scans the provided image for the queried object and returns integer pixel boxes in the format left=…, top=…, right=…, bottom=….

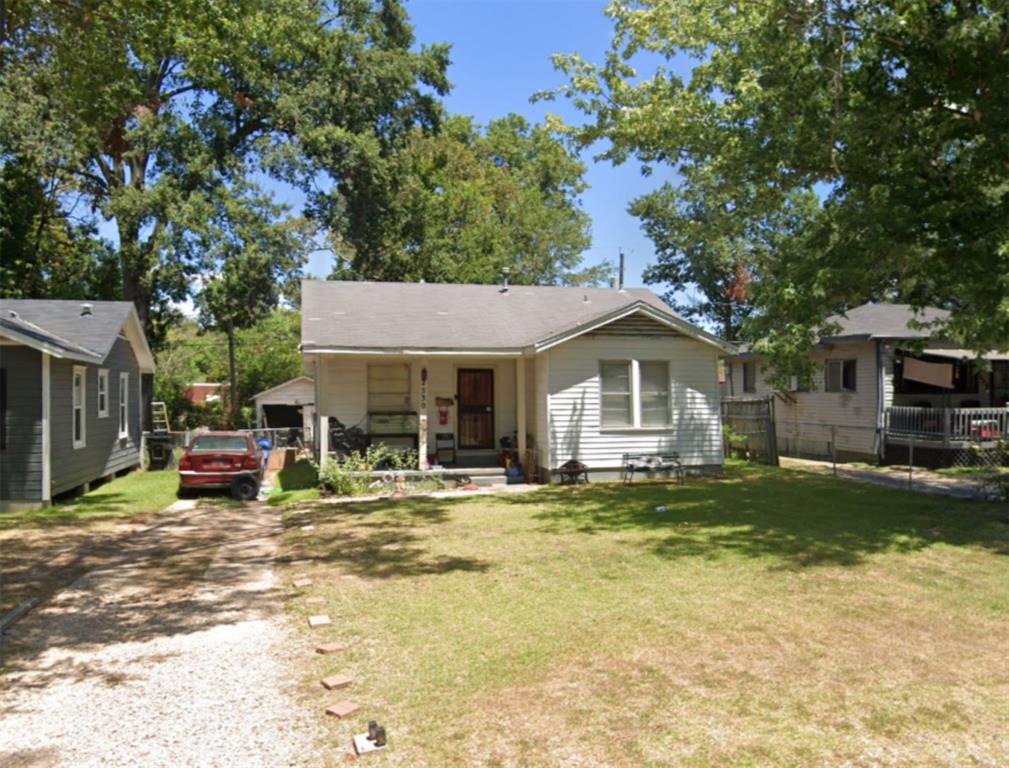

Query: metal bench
left=621, top=453, right=684, bottom=485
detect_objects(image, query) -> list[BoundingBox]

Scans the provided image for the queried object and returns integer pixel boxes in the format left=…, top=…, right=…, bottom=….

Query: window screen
left=367, top=364, right=411, bottom=412
left=639, top=362, right=670, bottom=427
left=600, top=362, right=632, bottom=428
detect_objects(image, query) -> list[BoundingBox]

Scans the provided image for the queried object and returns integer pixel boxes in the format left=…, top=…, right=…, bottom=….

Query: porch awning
left=922, top=348, right=1009, bottom=362
left=902, top=357, right=954, bottom=389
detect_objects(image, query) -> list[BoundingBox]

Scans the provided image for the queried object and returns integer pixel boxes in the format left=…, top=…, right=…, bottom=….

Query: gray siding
left=0, top=346, right=43, bottom=501
left=50, top=336, right=142, bottom=495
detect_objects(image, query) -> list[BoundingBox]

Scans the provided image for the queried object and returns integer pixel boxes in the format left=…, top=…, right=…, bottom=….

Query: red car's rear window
left=191, top=435, right=249, bottom=452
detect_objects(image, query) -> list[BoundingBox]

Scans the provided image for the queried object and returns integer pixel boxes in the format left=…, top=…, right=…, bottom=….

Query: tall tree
left=547, top=1, right=1009, bottom=359
left=1, top=0, right=448, bottom=342
left=195, top=186, right=309, bottom=425
left=329, top=114, right=603, bottom=285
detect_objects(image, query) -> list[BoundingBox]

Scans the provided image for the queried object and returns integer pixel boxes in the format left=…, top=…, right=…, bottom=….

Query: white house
left=300, top=279, right=733, bottom=480
left=724, top=303, right=1009, bottom=464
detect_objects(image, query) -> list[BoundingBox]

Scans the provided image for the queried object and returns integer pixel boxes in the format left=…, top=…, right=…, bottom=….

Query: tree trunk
left=227, top=322, right=239, bottom=428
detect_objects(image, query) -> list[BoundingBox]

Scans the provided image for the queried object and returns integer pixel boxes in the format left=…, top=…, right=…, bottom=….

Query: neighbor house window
left=118, top=372, right=129, bottom=438
left=97, top=369, right=109, bottom=417
left=72, top=366, right=86, bottom=449
left=600, top=361, right=633, bottom=428
left=825, top=359, right=857, bottom=392
left=742, top=361, right=756, bottom=393
left=639, top=361, right=671, bottom=427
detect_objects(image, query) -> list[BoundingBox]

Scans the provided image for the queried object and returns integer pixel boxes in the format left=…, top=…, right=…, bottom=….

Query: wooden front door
left=457, top=369, right=494, bottom=449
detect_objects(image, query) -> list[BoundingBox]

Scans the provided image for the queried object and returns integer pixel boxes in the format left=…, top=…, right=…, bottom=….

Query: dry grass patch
left=281, top=465, right=1009, bottom=766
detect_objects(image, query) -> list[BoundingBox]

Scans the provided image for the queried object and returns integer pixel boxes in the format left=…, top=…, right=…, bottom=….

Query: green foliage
left=547, top=1, right=1009, bottom=361
left=0, top=0, right=449, bottom=342
left=329, top=113, right=602, bottom=285
left=153, top=309, right=302, bottom=428
left=317, top=446, right=420, bottom=496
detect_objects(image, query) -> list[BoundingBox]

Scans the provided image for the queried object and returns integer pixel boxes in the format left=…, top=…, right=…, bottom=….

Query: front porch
left=313, top=354, right=540, bottom=478
left=884, top=406, right=1008, bottom=447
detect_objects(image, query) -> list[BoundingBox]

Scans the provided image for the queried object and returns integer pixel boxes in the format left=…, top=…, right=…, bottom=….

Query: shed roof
left=0, top=299, right=155, bottom=372
left=300, top=280, right=730, bottom=353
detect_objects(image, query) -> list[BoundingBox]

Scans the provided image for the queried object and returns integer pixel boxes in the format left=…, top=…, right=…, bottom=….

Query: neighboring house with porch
left=724, top=303, right=1009, bottom=465
left=300, top=280, right=732, bottom=480
left=0, top=300, right=155, bottom=510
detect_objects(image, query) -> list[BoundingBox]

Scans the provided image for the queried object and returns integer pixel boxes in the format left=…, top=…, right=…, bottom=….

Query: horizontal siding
left=50, top=336, right=142, bottom=495
left=547, top=336, right=723, bottom=468
left=0, top=346, right=43, bottom=501
left=728, top=342, right=879, bottom=457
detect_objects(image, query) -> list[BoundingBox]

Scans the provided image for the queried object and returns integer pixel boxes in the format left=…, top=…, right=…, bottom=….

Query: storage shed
left=253, top=376, right=315, bottom=439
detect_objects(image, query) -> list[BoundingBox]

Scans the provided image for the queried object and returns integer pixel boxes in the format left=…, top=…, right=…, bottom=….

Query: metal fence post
left=831, top=425, right=837, bottom=477
left=908, top=433, right=914, bottom=491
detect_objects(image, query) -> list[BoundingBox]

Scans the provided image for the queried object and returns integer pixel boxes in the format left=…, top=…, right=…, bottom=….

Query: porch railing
left=884, top=406, right=1008, bottom=444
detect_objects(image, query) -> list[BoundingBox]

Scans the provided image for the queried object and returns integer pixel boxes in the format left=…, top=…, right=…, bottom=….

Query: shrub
left=316, top=446, right=420, bottom=496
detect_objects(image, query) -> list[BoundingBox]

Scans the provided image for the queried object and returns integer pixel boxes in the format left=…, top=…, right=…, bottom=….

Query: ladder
left=151, top=401, right=170, bottom=432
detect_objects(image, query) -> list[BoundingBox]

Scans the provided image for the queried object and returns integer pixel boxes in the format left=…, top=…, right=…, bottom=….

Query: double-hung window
left=72, top=366, right=86, bottom=449
left=118, top=372, right=129, bottom=438
left=97, top=369, right=109, bottom=417
left=600, top=360, right=671, bottom=429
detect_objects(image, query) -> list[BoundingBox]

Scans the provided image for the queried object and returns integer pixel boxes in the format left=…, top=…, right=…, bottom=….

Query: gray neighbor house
left=0, top=300, right=155, bottom=511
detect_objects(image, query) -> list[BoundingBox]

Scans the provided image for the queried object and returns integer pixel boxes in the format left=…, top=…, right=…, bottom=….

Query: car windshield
left=191, top=435, right=249, bottom=452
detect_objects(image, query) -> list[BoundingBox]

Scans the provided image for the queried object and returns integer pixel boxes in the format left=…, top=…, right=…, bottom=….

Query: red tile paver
left=321, top=674, right=354, bottom=690
left=315, top=643, right=346, bottom=654
left=326, top=701, right=360, bottom=719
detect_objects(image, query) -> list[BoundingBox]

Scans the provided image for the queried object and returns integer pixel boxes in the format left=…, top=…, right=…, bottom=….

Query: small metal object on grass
left=353, top=731, right=387, bottom=755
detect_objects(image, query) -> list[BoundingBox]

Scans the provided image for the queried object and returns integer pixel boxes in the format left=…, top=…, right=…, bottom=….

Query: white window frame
left=600, top=359, right=672, bottom=430
left=639, top=360, right=672, bottom=428
left=600, top=360, right=634, bottom=429
left=118, top=372, right=130, bottom=439
left=72, top=365, right=87, bottom=449
left=97, top=369, right=109, bottom=417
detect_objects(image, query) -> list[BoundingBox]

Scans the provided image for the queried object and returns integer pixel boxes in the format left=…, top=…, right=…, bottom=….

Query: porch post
left=516, top=357, right=527, bottom=459
left=418, top=360, right=429, bottom=470
left=316, top=354, right=328, bottom=465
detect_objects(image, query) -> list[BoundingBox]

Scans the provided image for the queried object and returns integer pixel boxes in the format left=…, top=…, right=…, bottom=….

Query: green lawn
left=282, top=464, right=1009, bottom=767
left=267, top=458, right=321, bottom=506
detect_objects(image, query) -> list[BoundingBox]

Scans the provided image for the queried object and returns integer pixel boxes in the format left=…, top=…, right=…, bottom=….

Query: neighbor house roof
left=0, top=299, right=155, bottom=372
left=300, top=280, right=732, bottom=354
left=819, top=303, right=950, bottom=342
left=726, top=302, right=954, bottom=360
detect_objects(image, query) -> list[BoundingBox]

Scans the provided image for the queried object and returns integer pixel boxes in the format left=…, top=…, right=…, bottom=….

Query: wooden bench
left=621, top=453, right=684, bottom=485
left=555, top=459, right=590, bottom=485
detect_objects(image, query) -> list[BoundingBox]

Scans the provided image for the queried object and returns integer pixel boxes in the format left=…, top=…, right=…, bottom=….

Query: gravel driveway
left=0, top=500, right=318, bottom=767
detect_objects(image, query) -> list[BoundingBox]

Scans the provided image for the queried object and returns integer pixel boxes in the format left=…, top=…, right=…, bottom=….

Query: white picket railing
left=884, top=406, right=1008, bottom=443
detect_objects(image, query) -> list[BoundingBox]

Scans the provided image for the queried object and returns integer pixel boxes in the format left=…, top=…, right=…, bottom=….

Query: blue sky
left=299, top=0, right=683, bottom=288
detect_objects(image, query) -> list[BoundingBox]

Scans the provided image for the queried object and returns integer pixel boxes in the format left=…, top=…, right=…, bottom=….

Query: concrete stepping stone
left=321, top=674, right=354, bottom=690
left=315, top=643, right=346, bottom=655
left=353, top=733, right=387, bottom=755
left=301, top=524, right=316, bottom=532
left=326, top=701, right=360, bottom=719
left=293, top=578, right=312, bottom=588
left=308, top=614, right=331, bottom=628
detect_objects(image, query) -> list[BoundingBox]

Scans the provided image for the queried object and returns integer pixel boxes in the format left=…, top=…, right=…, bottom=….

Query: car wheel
left=231, top=474, right=260, bottom=502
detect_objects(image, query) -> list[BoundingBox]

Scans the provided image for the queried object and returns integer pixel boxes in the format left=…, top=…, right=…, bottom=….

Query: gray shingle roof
left=300, top=280, right=726, bottom=351
left=0, top=299, right=138, bottom=361
left=822, top=303, right=950, bottom=340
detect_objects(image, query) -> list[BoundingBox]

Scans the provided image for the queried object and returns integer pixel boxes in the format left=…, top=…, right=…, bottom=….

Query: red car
left=178, top=432, right=264, bottom=500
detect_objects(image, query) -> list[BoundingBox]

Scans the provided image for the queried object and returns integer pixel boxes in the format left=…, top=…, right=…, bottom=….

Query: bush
left=316, top=446, right=420, bottom=496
